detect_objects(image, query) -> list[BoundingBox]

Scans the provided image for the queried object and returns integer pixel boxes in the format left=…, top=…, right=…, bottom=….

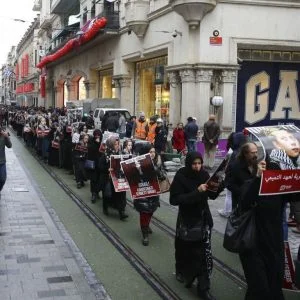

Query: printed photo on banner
left=246, top=125, right=300, bottom=195
left=206, top=155, right=229, bottom=193
left=120, top=154, right=160, bottom=200
left=110, top=154, right=131, bottom=192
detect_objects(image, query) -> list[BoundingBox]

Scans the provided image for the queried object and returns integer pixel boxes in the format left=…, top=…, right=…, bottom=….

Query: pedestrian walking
left=146, top=116, right=157, bottom=144
left=172, top=123, right=186, bottom=153
left=184, top=117, right=198, bottom=153
left=170, top=152, right=220, bottom=300
left=238, top=158, right=287, bottom=300
left=202, top=115, right=220, bottom=169
left=133, top=144, right=163, bottom=246
left=118, top=113, right=126, bottom=139
left=154, top=118, right=167, bottom=154
left=0, top=127, right=12, bottom=195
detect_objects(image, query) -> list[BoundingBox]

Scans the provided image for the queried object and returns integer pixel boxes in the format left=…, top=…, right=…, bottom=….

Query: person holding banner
left=101, top=136, right=128, bottom=220
left=169, top=152, right=220, bottom=300
left=132, top=144, right=163, bottom=246
left=238, top=158, right=286, bottom=300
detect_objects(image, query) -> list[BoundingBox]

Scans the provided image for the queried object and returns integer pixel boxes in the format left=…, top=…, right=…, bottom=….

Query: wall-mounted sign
left=210, top=36, right=222, bottom=46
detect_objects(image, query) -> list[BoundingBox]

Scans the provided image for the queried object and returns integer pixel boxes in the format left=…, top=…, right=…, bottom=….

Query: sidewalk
left=0, top=147, right=108, bottom=299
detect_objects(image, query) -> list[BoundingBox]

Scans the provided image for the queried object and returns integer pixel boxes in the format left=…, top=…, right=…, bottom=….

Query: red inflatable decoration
left=37, top=17, right=107, bottom=69
left=40, top=76, right=46, bottom=98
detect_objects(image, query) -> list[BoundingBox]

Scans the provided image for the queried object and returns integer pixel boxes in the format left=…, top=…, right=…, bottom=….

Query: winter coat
left=184, top=122, right=198, bottom=141
left=154, top=127, right=167, bottom=153
left=202, top=120, right=220, bottom=146
left=172, top=128, right=185, bottom=151
left=106, top=115, right=119, bottom=133
left=87, top=139, right=101, bottom=168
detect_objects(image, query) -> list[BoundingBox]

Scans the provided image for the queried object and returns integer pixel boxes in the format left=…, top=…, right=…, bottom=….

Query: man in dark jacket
left=184, top=117, right=198, bottom=153
left=154, top=118, right=167, bottom=154
left=225, top=142, right=258, bottom=210
left=105, top=112, right=119, bottom=133
left=202, top=115, right=220, bottom=169
left=0, top=128, right=12, bottom=195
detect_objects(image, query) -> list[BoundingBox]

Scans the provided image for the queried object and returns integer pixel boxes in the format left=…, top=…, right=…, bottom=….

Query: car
left=93, top=108, right=131, bottom=130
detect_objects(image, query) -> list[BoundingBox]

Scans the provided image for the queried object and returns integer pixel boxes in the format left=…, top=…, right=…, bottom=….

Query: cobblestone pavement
left=0, top=148, right=109, bottom=300
left=164, top=158, right=300, bottom=258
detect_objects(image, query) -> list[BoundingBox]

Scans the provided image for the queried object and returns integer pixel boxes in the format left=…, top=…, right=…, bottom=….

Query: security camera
left=172, top=30, right=182, bottom=38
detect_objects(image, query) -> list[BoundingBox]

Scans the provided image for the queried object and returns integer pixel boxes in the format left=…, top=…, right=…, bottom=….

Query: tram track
left=12, top=130, right=246, bottom=299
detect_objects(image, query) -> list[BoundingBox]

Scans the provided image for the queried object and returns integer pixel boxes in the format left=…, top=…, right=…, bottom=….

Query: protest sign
left=110, top=155, right=131, bottom=192
left=246, top=125, right=300, bottom=195
left=121, top=154, right=160, bottom=199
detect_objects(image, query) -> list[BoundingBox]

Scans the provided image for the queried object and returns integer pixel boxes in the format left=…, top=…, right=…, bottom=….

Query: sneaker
left=218, top=209, right=231, bottom=218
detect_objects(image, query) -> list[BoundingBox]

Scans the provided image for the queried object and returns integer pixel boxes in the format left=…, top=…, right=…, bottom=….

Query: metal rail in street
left=13, top=133, right=181, bottom=300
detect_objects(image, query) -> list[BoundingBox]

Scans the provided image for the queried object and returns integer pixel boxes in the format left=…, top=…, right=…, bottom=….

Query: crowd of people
left=3, top=105, right=300, bottom=300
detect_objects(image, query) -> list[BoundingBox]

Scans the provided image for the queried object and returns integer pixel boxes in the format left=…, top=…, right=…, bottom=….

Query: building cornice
left=166, top=63, right=240, bottom=72
left=147, top=4, right=173, bottom=21
left=219, top=0, right=300, bottom=8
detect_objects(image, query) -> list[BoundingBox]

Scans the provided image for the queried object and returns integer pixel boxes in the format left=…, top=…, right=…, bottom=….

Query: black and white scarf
left=269, top=149, right=300, bottom=170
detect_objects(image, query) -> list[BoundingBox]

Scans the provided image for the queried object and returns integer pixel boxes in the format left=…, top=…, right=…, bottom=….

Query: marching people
left=133, top=144, right=163, bottom=246
left=0, top=127, right=12, bottom=196
left=169, top=151, right=220, bottom=300
left=118, top=113, right=127, bottom=139
left=87, top=129, right=103, bottom=203
left=237, top=154, right=287, bottom=300
left=184, top=117, right=198, bottom=153
left=122, top=139, right=133, bottom=155
left=166, top=123, right=174, bottom=153
left=100, top=136, right=128, bottom=220
left=202, top=115, right=221, bottom=169
left=73, top=134, right=89, bottom=189
left=172, top=122, right=186, bottom=153
left=132, top=112, right=149, bottom=140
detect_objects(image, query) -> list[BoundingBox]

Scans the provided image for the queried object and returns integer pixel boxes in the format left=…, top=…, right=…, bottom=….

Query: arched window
left=78, top=77, right=87, bottom=100
left=63, top=81, right=69, bottom=106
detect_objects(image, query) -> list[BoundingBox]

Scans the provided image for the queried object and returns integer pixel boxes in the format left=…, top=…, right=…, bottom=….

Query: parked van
left=93, top=108, right=131, bottom=130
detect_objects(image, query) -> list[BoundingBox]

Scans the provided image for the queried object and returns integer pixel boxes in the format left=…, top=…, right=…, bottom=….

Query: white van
left=93, top=108, right=131, bottom=130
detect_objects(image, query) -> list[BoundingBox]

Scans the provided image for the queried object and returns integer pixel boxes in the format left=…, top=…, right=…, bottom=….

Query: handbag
left=159, top=177, right=171, bottom=193
left=84, top=159, right=95, bottom=170
left=177, top=212, right=206, bottom=242
left=223, top=207, right=256, bottom=253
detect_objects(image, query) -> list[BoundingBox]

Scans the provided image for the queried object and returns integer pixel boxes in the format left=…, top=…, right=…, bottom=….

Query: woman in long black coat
left=87, top=129, right=102, bottom=203
left=238, top=159, right=286, bottom=300
left=169, top=151, right=218, bottom=300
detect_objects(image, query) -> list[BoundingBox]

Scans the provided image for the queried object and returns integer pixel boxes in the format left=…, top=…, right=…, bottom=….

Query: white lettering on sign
left=245, top=71, right=269, bottom=124
left=245, top=70, right=300, bottom=124
left=271, top=71, right=300, bottom=120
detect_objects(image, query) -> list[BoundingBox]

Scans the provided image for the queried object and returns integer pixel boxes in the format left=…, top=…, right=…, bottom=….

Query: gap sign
left=236, top=61, right=300, bottom=131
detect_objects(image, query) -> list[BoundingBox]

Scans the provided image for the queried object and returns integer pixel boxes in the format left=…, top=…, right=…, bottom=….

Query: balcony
left=40, top=14, right=54, bottom=30
left=51, top=0, right=80, bottom=14
left=125, top=0, right=150, bottom=38
left=32, top=0, right=41, bottom=11
left=171, top=0, right=216, bottom=29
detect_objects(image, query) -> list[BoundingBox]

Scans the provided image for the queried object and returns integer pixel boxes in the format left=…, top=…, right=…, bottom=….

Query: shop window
left=63, top=81, right=69, bottom=106
left=137, top=57, right=169, bottom=120
left=101, top=75, right=116, bottom=98
left=78, top=77, right=87, bottom=100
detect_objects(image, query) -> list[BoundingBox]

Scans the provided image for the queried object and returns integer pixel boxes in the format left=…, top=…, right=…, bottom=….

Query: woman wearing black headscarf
left=170, top=152, right=218, bottom=300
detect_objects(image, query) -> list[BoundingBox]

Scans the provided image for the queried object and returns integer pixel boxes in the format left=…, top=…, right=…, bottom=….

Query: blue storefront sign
left=236, top=61, right=300, bottom=131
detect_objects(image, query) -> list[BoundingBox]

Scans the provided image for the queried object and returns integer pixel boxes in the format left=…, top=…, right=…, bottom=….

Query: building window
left=78, top=77, right=87, bottom=100
left=63, top=81, right=69, bottom=106
left=101, top=75, right=116, bottom=98
left=136, top=56, right=169, bottom=120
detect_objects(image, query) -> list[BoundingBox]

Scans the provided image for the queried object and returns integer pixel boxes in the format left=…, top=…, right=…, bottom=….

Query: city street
left=0, top=130, right=297, bottom=299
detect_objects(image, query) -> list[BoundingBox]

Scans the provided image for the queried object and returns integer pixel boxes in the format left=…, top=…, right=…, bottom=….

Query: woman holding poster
left=169, top=152, right=220, bottom=300
left=99, top=136, right=128, bottom=220
left=132, top=143, right=163, bottom=246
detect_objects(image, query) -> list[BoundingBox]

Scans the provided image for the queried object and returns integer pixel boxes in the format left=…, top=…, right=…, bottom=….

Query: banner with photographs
left=110, top=155, right=132, bottom=192
left=246, top=125, right=300, bottom=195
left=120, top=154, right=160, bottom=199
left=206, top=156, right=230, bottom=193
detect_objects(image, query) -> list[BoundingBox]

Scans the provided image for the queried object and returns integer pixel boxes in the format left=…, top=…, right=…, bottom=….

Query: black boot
left=103, top=206, right=109, bottom=216
left=77, top=182, right=81, bottom=189
left=197, top=290, right=216, bottom=300
left=119, top=211, right=128, bottom=221
left=91, top=193, right=96, bottom=203
left=141, top=227, right=149, bottom=246
left=175, top=272, right=184, bottom=283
